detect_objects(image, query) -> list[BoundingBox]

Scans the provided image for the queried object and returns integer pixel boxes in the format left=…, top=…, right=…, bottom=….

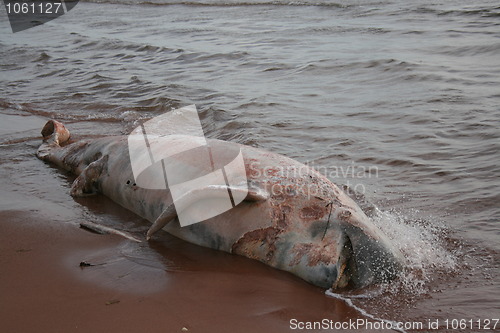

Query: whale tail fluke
left=41, top=120, right=71, bottom=145
left=37, top=120, right=71, bottom=160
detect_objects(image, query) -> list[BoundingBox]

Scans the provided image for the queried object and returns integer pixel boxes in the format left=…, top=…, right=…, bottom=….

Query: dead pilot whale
left=36, top=119, right=403, bottom=290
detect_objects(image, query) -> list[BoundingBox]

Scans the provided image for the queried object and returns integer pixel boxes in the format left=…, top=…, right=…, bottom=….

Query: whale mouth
left=331, top=224, right=404, bottom=290
left=332, top=233, right=356, bottom=289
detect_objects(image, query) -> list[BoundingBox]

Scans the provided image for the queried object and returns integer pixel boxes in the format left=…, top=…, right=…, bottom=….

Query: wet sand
left=0, top=208, right=370, bottom=333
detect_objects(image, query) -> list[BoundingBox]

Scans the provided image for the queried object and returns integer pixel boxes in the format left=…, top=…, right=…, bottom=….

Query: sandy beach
left=0, top=202, right=369, bottom=333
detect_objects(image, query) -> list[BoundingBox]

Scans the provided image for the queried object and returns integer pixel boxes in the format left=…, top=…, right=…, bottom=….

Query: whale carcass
left=36, top=117, right=403, bottom=290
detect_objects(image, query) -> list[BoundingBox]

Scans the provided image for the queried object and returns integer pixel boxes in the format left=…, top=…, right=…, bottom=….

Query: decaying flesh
left=37, top=120, right=403, bottom=289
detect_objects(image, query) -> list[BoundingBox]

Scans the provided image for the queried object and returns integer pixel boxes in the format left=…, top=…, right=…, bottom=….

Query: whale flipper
left=245, top=186, right=269, bottom=202
left=70, top=155, right=109, bottom=197
left=146, top=186, right=268, bottom=240
left=146, top=203, right=177, bottom=240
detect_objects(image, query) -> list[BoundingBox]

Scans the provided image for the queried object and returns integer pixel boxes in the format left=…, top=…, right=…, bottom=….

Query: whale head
left=237, top=167, right=405, bottom=290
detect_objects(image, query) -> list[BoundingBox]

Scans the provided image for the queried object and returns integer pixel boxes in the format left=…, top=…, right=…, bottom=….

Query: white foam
left=325, top=290, right=408, bottom=333
left=370, top=208, right=458, bottom=295
left=325, top=207, right=459, bottom=324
